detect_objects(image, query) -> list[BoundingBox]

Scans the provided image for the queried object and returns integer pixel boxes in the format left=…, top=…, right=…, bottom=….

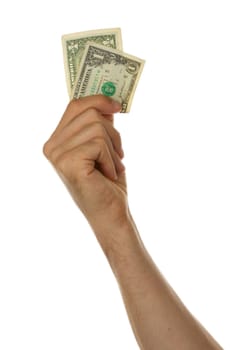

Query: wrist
left=92, top=213, right=144, bottom=272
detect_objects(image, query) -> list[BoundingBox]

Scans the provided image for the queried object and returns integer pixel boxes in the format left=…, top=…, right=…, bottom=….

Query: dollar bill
left=72, top=43, right=145, bottom=113
left=62, top=28, right=123, bottom=97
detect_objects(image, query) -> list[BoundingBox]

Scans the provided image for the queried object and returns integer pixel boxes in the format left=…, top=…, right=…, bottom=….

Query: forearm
left=44, top=96, right=222, bottom=349
left=94, top=216, right=222, bottom=350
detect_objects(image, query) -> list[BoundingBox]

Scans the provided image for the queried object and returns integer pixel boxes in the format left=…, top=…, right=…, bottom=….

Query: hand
left=43, top=95, right=130, bottom=250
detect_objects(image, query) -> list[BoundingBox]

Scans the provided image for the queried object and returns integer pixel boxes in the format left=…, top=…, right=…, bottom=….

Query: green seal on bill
left=101, top=82, right=116, bottom=97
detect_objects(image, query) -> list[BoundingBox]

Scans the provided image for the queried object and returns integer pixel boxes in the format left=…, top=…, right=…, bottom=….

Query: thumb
left=56, top=95, right=121, bottom=132
left=69, top=95, right=121, bottom=116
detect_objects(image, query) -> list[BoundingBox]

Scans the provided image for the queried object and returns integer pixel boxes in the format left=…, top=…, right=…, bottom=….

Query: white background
left=0, top=0, right=232, bottom=349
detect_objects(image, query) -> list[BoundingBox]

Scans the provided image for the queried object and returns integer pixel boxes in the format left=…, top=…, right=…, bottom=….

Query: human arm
left=43, top=95, right=222, bottom=350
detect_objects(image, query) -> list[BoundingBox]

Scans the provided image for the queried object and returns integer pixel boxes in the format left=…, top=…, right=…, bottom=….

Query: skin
left=43, top=95, right=222, bottom=350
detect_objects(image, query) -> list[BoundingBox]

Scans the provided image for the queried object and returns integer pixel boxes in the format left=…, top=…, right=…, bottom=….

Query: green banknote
left=62, top=28, right=122, bottom=97
left=72, top=43, right=145, bottom=113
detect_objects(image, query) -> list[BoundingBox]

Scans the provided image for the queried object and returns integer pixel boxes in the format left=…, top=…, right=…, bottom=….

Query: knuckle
left=87, top=107, right=99, bottom=116
left=65, top=99, right=80, bottom=115
left=43, top=139, right=60, bottom=164
left=85, top=108, right=101, bottom=122
left=49, top=148, right=59, bottom=164
left=92, top=121, right=106, bottom=138
left=68, top=98, right=78, bottom=109
left=88, top=110, right=102, bottom=123
left=54, top=147, right=85, bottom=183
left=93, top=136, right=107, bottom=149
left=111, top=129, right=122, bottom=150
left=115, top=129, right=121, bottom=143
left=55, top=151, right=70, bottom=173
left=43, top=140, right=52, bottom=158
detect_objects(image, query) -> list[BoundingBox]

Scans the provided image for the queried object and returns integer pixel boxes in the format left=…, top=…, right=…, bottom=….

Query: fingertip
left=97, top=95, right=122, bottom=113
left=111, top=100, right=122, bottom=112
left=106, top=166, right=118, bottom=182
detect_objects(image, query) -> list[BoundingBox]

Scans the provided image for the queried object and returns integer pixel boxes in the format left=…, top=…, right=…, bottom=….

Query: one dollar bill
left=72, top=43, right=145, bottom=113
left=62, top=28, right=123, bottom=97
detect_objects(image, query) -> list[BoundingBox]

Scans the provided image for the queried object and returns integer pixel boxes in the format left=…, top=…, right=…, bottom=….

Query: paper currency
left=72, top=43, right=145, bottom=113
left=62, top=28, right=123, bottom=97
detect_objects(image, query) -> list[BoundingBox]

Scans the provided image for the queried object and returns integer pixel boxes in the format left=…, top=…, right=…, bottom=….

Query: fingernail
left=112, top=100, right=122, bottom=111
